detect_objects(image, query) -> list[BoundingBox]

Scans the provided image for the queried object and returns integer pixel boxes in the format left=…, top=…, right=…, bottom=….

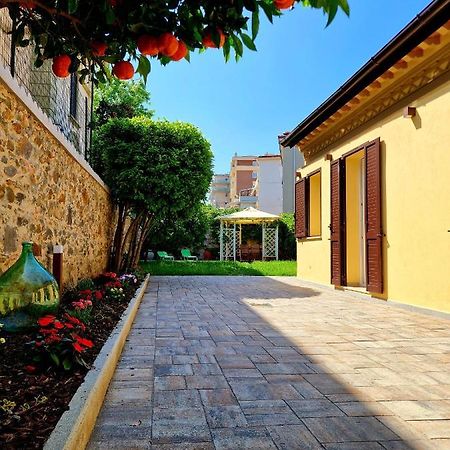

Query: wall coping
left=0, top=63, right=109, bottom=193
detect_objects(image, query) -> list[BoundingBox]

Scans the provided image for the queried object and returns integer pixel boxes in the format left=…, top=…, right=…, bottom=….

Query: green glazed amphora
left=0, top=242, right=60, bottom=332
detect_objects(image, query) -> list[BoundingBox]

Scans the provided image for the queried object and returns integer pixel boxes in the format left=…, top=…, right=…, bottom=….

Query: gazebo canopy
left=218, top=207, right=280, bottom=261
left=218, top=207, right=280, bottom=224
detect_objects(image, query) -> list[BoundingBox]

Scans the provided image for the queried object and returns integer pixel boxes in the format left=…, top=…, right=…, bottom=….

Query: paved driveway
left=88, top=276, right=450, bottom=449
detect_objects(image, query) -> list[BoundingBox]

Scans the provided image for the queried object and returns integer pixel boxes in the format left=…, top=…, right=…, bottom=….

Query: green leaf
left=50, top=353, right=60, bottom=367
left=258, top=1, right=273, bottom=23
left=241, top=33, right=257, bottom=51
left=105, top=7, right=116, bottom=25
left=231, top=34, right=243, bottom=58
left=137, top=55, right=151, bottom=84
left=325, top=2, right=338, bottom=27
left=252, top=10, right=260, bottom=40
left=223, top=38, right=231, bottom=63
left=243, top=0, right=257, bottom=12
left=68, top=0, right=79, bottom=14
left=339, top=0, right=350, bottom=16
left=62, top=358, right=72, bottom=371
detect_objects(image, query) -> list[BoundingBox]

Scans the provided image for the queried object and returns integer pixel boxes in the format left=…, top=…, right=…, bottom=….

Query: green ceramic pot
left=0, top=242, right=60, bottom=332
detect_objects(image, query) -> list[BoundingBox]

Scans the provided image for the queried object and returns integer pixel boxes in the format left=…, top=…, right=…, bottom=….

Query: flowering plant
left=30, top=314, right=94, bottom=370
left=106, top=287, right=126, bottom=302
left=72, top=298, right=92, bottom=310
left=119, top=274, right=138, bottom=286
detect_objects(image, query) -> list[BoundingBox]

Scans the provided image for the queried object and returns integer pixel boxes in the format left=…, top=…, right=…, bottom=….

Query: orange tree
left=0, top=0, right=349, bottom=83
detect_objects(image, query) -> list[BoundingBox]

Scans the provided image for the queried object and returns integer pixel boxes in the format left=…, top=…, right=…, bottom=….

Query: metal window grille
left=0, top=10, right=92, bottom=159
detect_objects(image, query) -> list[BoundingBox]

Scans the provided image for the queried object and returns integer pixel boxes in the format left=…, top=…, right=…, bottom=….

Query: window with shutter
left=295, top=179, right=307, bottom=239
left=365, top=138, right=383, bottom=293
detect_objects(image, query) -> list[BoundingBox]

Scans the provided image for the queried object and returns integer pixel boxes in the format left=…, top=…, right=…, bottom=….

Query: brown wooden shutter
left=295, top=179, right=307, bottom=239
left=365, top=138, right=383, bottom=293
left=330, top=159, right=346, bottom=286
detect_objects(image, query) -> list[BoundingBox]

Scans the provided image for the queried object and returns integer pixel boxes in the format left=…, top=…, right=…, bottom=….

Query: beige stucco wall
left=0, top=78, right=113, bottom=288
left=297, top=76, right=450, bottom=314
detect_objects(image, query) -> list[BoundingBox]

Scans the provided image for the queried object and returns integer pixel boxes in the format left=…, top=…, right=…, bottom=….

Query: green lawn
left=140, top=260, right=297, bottom=276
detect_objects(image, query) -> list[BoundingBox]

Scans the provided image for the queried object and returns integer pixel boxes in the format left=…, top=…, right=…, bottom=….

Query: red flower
left=54, top=320, right=64, bottom=329
left=79, top=289, right=92, bottom=296
left=38, top=315, right=56, bottom=327
left=94, top=290, right=103, bottom=300
left=35, top=341, right=42, bottom=347
left=24, top=365, right=37, bottom=374
left=40, top=328, right=57, bottom=335
left=64, top=313, right=82, bottom=325
left=64, top=322, right=74, bottom=329
left=104, top=272, right=117, bottom=279
left=74, top=335, right=94, bottom=348
left=72, top=342, right=83, bottom=353
left=45, top=334, right=61, bottom=344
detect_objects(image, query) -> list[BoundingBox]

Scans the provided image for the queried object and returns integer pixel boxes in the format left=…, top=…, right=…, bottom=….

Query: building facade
left=209, top=174, right=230, bottom=208
left=278, top=132, right=304, bottom=213
left=283, top=1, right=450, bottom=314
left=229, top=155, right=258, bottom=209
left=255, top=154, right=282, bottom=215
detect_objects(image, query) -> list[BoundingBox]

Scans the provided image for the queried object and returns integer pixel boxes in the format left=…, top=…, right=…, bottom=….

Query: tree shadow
left=90, top=275, right=440, bottom=449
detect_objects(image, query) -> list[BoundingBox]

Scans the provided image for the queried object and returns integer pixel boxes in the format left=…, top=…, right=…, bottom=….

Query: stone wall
left=0, top=75, right=113, bottom=288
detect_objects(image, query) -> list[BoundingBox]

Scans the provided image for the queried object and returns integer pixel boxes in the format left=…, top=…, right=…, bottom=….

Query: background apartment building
left=229, top=155, right=258, bottom=209
left=209, top=174, right=230, bottom=208
left=255, top=154, right=282, bottom=215
left=210, top=153, right=282, bottom=214
left=278, top=131, right=304, bottom=213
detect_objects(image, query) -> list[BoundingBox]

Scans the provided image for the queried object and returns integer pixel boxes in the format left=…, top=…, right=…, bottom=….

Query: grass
left=140, top=260, right=297, bottom=276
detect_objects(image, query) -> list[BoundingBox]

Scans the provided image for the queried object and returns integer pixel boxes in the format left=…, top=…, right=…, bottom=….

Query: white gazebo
left=218, top=207, right=280, bottom=261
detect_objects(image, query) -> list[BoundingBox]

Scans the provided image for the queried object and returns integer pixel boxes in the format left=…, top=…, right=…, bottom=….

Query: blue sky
left=148, top=0, right=430, bottom=174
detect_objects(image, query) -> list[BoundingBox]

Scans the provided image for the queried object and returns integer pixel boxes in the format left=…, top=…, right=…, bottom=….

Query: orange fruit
left=274, top=0, right=295, bottom=10
left=91, top=41, right=108, bottom=57
left=171, top=41, right=188, bottom=61
left=202, top=28, right=226, bottom=48
left=158, top=33, right=179, bottom=57
left=137, top=35, right=160, bottom=56
left=112, top=61, right=134, bottom=80
left=52, top=54, right=71, bottom=77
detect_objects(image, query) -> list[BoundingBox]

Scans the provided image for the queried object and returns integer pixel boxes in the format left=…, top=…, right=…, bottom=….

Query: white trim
left=0, top=64, right=109, bottom=193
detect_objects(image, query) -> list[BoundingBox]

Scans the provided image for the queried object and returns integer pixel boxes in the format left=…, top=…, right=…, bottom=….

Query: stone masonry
left=0, top=79, right=112, bottom=287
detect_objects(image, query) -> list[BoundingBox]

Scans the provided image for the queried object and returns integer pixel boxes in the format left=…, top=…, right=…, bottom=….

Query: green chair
left=157, top=251, right=174, bottom=261
left=181, top=249, right=198, bottom=261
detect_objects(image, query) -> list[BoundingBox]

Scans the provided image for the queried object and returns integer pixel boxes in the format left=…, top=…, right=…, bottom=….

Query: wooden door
left=330, top=159, right=346, bottom=286
left=365, top=138, right=383, bottom=293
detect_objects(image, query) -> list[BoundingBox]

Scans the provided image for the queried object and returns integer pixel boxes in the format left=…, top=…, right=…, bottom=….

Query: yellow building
left=281, top=2, right=450, bottom=314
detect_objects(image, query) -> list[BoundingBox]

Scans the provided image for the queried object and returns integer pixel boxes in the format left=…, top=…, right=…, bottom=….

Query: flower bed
left=0, top=271, right=145, bottom=449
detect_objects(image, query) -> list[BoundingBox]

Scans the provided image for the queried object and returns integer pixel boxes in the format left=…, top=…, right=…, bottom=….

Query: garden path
left=88, top=276, right=450, bottom=449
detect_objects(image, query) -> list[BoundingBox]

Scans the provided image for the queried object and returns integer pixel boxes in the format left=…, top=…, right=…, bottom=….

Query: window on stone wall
left=69, top=73, right=78, bottom=121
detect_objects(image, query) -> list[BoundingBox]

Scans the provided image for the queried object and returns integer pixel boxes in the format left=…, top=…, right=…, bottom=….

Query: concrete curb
left=44, top=274, right=150, bottom=450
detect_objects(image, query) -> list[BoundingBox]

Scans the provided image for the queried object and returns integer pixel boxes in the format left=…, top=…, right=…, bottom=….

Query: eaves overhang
left=281, top=0, right=450, bottom=148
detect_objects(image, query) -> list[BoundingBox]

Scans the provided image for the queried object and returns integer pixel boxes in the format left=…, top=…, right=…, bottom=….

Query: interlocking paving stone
left=204, top=405, right=248, bottom=428
left=211, top=427, right=277, bottom=450
left=266, top=424, right=323, bottom=450
left=88, top=277, right=450, bottom=449
left=287, top=399, right=345, bottom=418
left=199, top=389, right=239, bottom=406
left=303, top=416, right=399, bottom=442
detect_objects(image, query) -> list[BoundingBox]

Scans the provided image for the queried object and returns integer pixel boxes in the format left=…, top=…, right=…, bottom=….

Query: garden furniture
left=157, top=251, right=175, bottom=261
left=181, top=249, right=198, bottom=261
